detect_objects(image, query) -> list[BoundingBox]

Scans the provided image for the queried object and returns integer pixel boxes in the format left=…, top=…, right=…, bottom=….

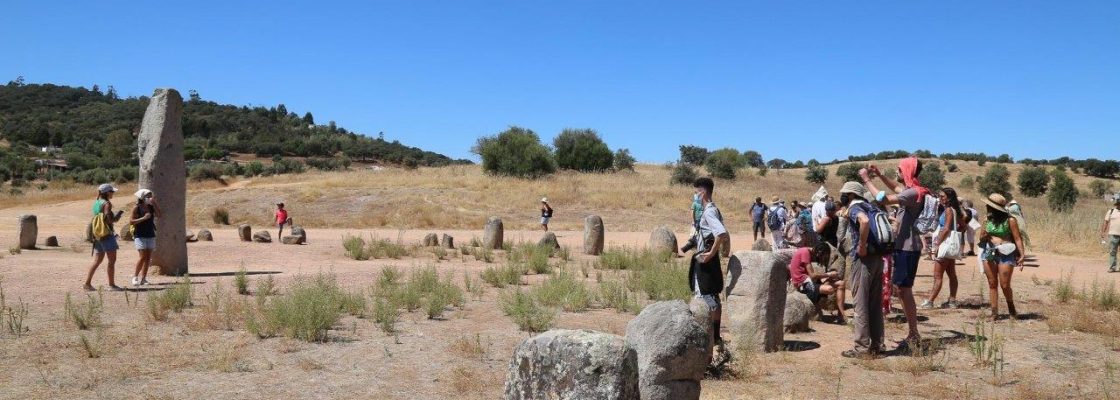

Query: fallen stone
left=648, top=226, right=677, bottom=255
left=750, top=239, right=773, bottom=251
left=185, top=230, right=197, bottom=243
left=252, top=231, right=272, bottom=243
left=196, top=229, right=213, bottom=241
left=281, top=235, right=303, bottom=245
left=138, top=88, right=187, bottom=275
left=291, top=225, right=307, bottom=243
left=625, top=301, right=709, bottom=400
left=503, top=329, right=639, bottom=400
left=483, top=217, right=503, bottom=250
left=538, top=232, right=560, bottom=249
left=45, top=235, right=59, bottom=247
left=238, top=224, right=252, bottom=242
left=724, top=250, right=793, bottom=352
left=583, top=215, right=604, bottom=256
left=17, top=215, right=37, bottom=250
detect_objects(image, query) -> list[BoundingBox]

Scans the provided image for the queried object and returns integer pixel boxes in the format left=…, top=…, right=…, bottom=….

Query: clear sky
left=2, top=1, right=1117, bottom=163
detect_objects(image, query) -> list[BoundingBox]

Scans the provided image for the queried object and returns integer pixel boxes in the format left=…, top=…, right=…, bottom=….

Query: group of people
left=684, top=157, right=1036, bottom=358
left=83, top=184, right=294, bottom=291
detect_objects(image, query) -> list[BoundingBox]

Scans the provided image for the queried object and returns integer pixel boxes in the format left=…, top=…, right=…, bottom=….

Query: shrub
left=245, top=161, right=265, bottom=177
left=978, top=164, right=1013, bottom=198
left=1047, top=169, right=1079, bottom=212
left=599, top=281, right=641, bottom=314
left=147, top=279, right=193, bottom=321
left=248, top=274, right=346, bottom=342
left=835, top=163, right=864, bottom=183
left=756, top=167, right=768, bottom=177
left=670, top=163, right=699, bottom=186
left=342, top=235, right=368, bottom=260
left=613, top=148, right=636, bottom=171
left=1090, top=179, right=1115, bottom=198
left=918, top=162, right=946, bottom=192
left=499, top=289, right=556, bottom=333
left=960, top=175, right=975, bottom=190
left=804, top=164, right=828, bottom=184
left=704, top=148, right=744, bottom=180
left=742, top=150, right=764, bottom=168
left=1016, top=166, right=1050, bottom=197
left=533, top=271, right=593, bottom=312
left=481, top=263, right=523, bottom=288
left=372, top=297, right=398, bottom=333
left=634, top=260, right=692, bottom=301
left=235, top=267, right=250, bottom=295
left=679, top=145, right=709, bottom=166
left=367, top=237, right=410, bottom=259
left=189, top=162, right=225, bottom=182
left=473, top=126, right=556, bottom=178
left=212, top=208, right=230, bottom=225
left=947, top=163, right=959, bottom=173
left=64, top=292, right=103, bottom=330
left=553, top=128, right=613, bottom=172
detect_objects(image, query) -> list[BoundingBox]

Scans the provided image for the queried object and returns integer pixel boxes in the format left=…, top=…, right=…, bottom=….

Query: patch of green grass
left=472, top=246, right=494, bottom=263
left=481, top=262, right=524, bottom=288
left=1090, top=277, right=1120, bottom=311
left=634, top=259, right=692, bottom=301
left=234, top=267, right=250, bottom=295
left=533, top=271, right=593, bottom=312
left=248, top=273, right=352, bottom=342
left=64, top=291, right=103, bottom=330
left=1053, top=269, right=1075, bottom=304
left=368, top=237, right=410, bottom=259
left=373, top=297, right=398, bottom=334
left=597, top=247, right=671, bottom=270
left=499, top=289, right=556, bottom=333
left=599, top=280, right=641, bottom=314
left=147, top=278, right=193, bottom=321
left=342, top=235, right=369, bottom=260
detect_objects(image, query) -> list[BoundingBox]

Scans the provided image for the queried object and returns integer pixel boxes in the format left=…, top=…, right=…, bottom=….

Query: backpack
left=90, top=213, right=112, bottom=240
left=852, top=202, right=895, bottom=255
left=767, top=206, right=785, bottom=231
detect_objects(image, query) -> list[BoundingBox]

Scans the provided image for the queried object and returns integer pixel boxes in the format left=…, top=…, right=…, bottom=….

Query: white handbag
left=936, top=211, right=963, bottom=260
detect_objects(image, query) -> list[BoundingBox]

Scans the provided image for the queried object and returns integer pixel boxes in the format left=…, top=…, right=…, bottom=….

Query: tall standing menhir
left=137, top=88, right=188, bottom=276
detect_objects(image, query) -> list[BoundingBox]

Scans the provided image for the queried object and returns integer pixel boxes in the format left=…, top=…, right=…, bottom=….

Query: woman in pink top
left=275, top=202, right=291, bottom=240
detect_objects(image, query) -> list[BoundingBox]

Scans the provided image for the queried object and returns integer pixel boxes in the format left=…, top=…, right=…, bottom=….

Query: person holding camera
left=83, top=183, right=124, bottom=291
left=130, top=189, right=161, bottom=286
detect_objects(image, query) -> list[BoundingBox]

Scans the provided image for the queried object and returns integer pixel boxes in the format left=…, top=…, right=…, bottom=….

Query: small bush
left=235, top=267, right=250, bottom=295
left=597, top=247, right=671, bottom=270
left=978, top=164, right=1013, bottom=198
left=533, top=271, right=593, bottom=312
left=679, top=145, right=710, bottom=166
left=960, top=175, right=975, bottom=190
left=947, top=163, right=959, bottom=173
left=599, top=281, right=641, bottom=314
left=64, top=292, right=103, bottom=330
left=835, top=163, right=864, bottom=183
left=635, top=260, right=692, bottom=301
left=499, top=289, right=556, bottom=333
left=248, top=273, right=350, bottom=342
left=342, top=235, right=368, bottom=260
left=473, top=126, right=556, bottom=179
left=368, top=237, right=410, bottom=259
left=256, top=275, right=278, bottom=297
left=482, top=263, right=523, bottom=288
left=917, top=161, right=946, bottom=192
left=212, top=208, right=231, bottom=225
left=372, top=297, right=398, bottom=334
left=804, top=164, right=828, bottom=184
left=1089, top=179, right=1115, bottom=198
left=1052, top=270, right=1075, bottom=304
left=189, top=162, right=225, bottom=182
left=614, top=148, right=636, bottom=171
left=1017, top=166, right=1050, bottom=198
left=147, top=279, right=193, bottom=321
left=670, top=163, right=699, bottom=186
left=1047, top=169, right=1079, bottom=212
left=553, top=128, right=614, bottom=172
left=704, top=148, right=744, bottom=180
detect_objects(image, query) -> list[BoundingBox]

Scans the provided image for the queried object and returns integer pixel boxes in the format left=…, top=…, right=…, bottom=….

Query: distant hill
left=0, top=80, right=470, bottom=184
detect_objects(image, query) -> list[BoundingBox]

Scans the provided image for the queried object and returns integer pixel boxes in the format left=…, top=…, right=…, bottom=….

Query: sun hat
left=134, top=189, right=153, bottom=199
left=839, top=181, right=869, bottom=201
left=541, top=197, right=548, bottom=203
left=982, top=193, right=1009, bottom=213
left=97, top=183, right=117, bottom=194
left=771, top=196, right=780, bottom=204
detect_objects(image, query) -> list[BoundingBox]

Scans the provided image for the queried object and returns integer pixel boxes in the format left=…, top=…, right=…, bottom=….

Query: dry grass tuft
left=449, top=334, right=487, bottom=361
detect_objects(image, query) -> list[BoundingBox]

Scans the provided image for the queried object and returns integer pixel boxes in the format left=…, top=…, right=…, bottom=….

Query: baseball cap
left=97, top=183, right=117, bottom=194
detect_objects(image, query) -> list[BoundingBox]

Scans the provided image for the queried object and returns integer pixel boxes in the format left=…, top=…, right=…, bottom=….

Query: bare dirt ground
left=1, top=187, right=1119, bottom=399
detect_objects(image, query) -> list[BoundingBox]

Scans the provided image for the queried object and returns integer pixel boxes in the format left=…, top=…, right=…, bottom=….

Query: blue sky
left=2, top=1, right=1117, bottom=163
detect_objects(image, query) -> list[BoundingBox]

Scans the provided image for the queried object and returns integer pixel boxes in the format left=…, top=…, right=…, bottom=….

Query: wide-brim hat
left=839, top=181, right=869, bottom=201
left=771, top=195, right=780, bottom=203
left=983, top=193, right=1009, bottom=213
left=540, top=197, right=548, bottom=203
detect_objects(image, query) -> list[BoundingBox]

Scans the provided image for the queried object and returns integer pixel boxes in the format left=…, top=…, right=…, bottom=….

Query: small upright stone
left=441, top=234, right=454, bottom=249
left=185, top=230, right=197, bottom=243
left=45, top=235, right=59, bottom=247
left=196, top=229, right=213, bottom=241
left=291, top=226, right=307, bottom=243
left=538, top=232, right=560, bottom=249
left=784, top=292, right=816, bottom=333
left=252, top=231, right=272, bottom=243
left=17, top=215, right=37, bottom=250
left=750, top=239, right=773, bottom=251
left=423, top=233, right=439, bottom=247
left=724, top=250, right=794, bottom=352
left=625, top=301, right=709, bottom=400
left=238, top=224, right=252, bottom=242
left=648, top=226, right=677, bottom=255
left=483, top=217, right=504, bottom=250
left=583, top=215, right=605, bottom=256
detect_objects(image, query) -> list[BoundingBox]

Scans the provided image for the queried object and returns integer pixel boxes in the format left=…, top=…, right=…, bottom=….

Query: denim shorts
left=695, top=293, right=721, bottom=312
left=982, top=247, right=1019, bottom=266
left=892, top=250, right=921, bottom=288
left=540, top=217, right=551, bottom=225
left=93, top=235, right=119, bottom=253
left=798, top=280, right=821, bottom=303
left=134, top=237, right=157, bottom=250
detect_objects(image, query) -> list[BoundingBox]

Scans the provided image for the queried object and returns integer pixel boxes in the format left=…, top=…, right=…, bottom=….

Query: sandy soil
left=0, top=198, right=1118, bottom=399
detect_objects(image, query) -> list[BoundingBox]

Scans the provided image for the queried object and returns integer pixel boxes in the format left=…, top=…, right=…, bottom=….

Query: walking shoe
left=140, top=279, right=150, bottom=286
left=841, top=349, right=880, bottom=359
left=108, top=285, right=124, bottom=292
left=919, top=299, right=935, bottom=309
left=945, top=299, right=959, bottom=309
left=131, top=277, right=140, bottom=286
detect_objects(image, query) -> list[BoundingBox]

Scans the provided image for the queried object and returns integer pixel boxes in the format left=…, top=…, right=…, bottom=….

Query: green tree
left=473, top=126, right=556, bottom=178
left=553, top=128, right=613, bottom=172
left=836, top=163, right=864, bottom=183
left=302, top=112, right=315, bottom=125
left=101, top=129, right=133, bottom=166
left=1047, top=169, right=1079, bottom=212
left=805, top=164, right=827, bottom=184
left=918, top=162, right=946, bottom=192
left=1016, top=166, right=1050, bottom=197
left=978, top=164, right=1013, bottom=198
left=742, top=150, right=764, bottom=168
left=960, top=175, right=975, bottom=190
left=679, top=145, right=709, bottom=166
left=613, top=148, right=636, bottom=171
left=705, top=148, right=745, bottom=180
left=670, top=162, right=699, bottom=186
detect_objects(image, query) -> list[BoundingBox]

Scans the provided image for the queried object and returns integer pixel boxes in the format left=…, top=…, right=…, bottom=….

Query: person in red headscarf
left=858, top=156, right=928, bottom=354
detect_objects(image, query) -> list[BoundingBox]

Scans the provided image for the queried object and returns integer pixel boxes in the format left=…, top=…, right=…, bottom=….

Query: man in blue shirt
left=750, top=197, right=768, bottom=242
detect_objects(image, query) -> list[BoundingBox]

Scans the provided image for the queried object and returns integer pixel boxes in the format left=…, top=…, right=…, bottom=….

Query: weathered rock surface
left=625, top=301, right=709, bottom=400
left=238, top=224, right=252, bottom=242
left=440, top=234, right=454, bottom=249
left=252, top=231, right=272, bottom=243
left=648, top=226, right=678, bottom=254
left=503, top=329, right=639, bottom=400
left=423, top=233, right=439, bottom=247
left=724, top=250, right=793, bottom=352
left=138, top=88, right=187, bottom=275
left=291, top=226, right=306, bottom=243
left=17, top=215, right=37, bottom=250
left=196, top=229, right=213, bottom=241
left=281, top=235, right=303, bottom=245
left=784, top=292, right=816, bottom=333
left=45, top=235, right=59, bottom=247
left=483, top=217, right=504, bottom=250
left=538, top=232, right=560, bottom=249
left=751, top=238, right=773, bottom=251
left=583, top=215, right=604, bottom=256
left=185, top=230, right=197, bottom=243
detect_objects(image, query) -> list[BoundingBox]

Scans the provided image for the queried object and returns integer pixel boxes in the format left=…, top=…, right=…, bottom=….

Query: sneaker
left=83, top=284, right=96, bottom=292
left=919, top=300, right=935, bottom=309
left=841, top=349, right=881, bottom=359
left=131, top=277, right=140, bottom=286
left=946, top=299, right=959, bottom=309
left=140, top=279, right=150, bottom=286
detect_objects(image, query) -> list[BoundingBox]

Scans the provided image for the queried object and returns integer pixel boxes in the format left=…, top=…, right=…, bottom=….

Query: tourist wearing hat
left=275, top=201, right=291, bottom=240
left=839, top=181, right=884, bottom=358
left=767, top=196, right=788, bottom=249
left=83, top=183, right=124, bottom=291
left=860, top=157, right=928, bottom=351
left=129, top=189, right=161, bottom=286
left=978, top=193, right=1026, bottom=320
left=539, top=197, right=553, bottom=232
left=1100, top=194, right=1120, bottom=272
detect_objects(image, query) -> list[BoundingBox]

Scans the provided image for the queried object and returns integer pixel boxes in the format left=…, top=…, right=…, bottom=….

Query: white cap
left=540, top=197, right=548, bottom=203
left=97, top=183, right=117, bottom=194
left=135, top=189, right=153, bottom=199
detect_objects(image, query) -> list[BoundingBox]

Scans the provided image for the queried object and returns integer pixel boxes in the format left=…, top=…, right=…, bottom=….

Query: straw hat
left=771, top=195, right=780, bottom=204
left=982, top=193, right=1009, bottom=213
left=540, top=197, right=548, bottom=203
left=839, top=181, right=869, bottom=201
